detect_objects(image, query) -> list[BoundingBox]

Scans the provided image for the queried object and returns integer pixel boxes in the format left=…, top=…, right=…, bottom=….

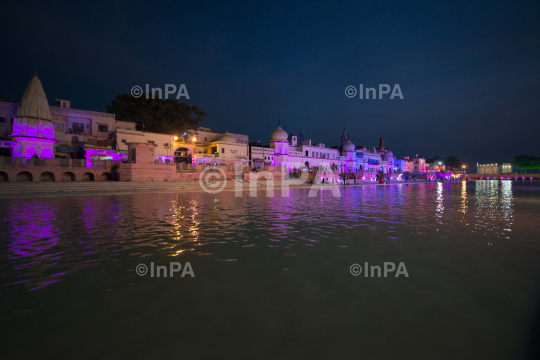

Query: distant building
left=264, top=125, right=426, bottom=174
left=249, top=141, right=275, bottom=168
left=476, top=163, right=513, bottom=174
left=477, top=163, right=502, bottom=174
left=191, top=127, right=249, bottom=165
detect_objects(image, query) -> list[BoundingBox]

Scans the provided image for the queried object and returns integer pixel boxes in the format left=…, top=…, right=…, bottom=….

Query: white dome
left=384, top=150, right=393, bottom=156
left=218, top=132, right=237, bottom=143
left=270, top=126, right=288, bottom=142
left=342, top=140, right=355, bottom=152
left=18, top=73, right=51, bottom=121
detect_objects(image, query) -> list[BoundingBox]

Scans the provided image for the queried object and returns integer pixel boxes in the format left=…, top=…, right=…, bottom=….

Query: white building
left=264, top=126, right=398, bottom=174
left=192, top=128, right=249, bottom=165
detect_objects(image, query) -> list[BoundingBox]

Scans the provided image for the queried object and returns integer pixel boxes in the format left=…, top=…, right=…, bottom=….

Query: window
left=121, top=139, right=126, bottom=143
left=221, top=148, right=225, bottom=154
left=0, top=117, right=4, bottom=123
left=204, top=137, right=207, bottom=141
left=98, top=125, right=108, bottom=132
left=54, top=122, right=64, bottom=129
left=305, top=151, right=308, bottom=156
left=72, top=122, right=84, bottom=132
left=148, top=140, right=155, bottom=144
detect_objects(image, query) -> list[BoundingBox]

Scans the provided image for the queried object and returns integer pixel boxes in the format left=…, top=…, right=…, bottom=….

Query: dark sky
left=1, top=0, right=539, bottom=165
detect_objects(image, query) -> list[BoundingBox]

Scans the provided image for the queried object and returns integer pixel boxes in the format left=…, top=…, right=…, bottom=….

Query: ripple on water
left=0, top=181, right=538, bottom=295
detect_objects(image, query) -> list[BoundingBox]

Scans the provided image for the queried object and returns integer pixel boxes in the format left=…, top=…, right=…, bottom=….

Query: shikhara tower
left=10, top=73, right=58, bottom=158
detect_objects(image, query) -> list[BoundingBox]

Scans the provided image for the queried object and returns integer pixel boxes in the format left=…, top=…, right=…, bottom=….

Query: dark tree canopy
left=514, top=155, right=540, bottom=172
left=426, top=155, right=461, bottom=169
left=445, top=156, right=461, bottom=169
left=106, top=93, right=207, bottom=135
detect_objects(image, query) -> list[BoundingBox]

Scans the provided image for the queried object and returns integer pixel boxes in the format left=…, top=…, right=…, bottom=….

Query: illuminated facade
left=0, top=75, right=250, bottom=167
left=502, top=163, right=512, bottom=174
left=8, top=74, right=58, bottom=158
left=265, top=126, right=406, bottom=174
left=477, top=163, right=502, bottom=174
left=476, top=163, right=512, bottom=174
left=192, top=128, right=249, bottom=165
left=0, top=74, right=118, bottom=161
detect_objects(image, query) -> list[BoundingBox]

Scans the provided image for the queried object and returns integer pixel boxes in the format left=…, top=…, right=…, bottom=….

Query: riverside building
left=0, top=74, right=250, bottom=167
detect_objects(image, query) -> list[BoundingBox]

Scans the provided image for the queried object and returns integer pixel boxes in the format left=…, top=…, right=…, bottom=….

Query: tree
left=106, top=93, right=207, bottom=135
left=445, top=156, right=461, bottom=169
left=531, top=157, right=540, bottom=172
left=514, top=155, right=529, bottom=172
left=426, top=155, right=461, bottom=169
left=514, top=155, right=540, bottom=173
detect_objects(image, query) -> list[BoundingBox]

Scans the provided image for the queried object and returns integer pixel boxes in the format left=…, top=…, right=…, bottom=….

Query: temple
left=8, top=73, right=58, bottom=158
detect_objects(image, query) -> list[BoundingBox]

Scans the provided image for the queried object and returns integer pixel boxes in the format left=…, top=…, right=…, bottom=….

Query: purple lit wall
left=10, top=118, right=58, bottom=158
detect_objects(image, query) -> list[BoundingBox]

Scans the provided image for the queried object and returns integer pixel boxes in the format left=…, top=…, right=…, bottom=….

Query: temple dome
left=270, top=126, right=288, bottom=142
left=218, top=132, right=237, bottom=143
left=384, top=150, right=393, bottom=156
left=18, top=73, right=51, bottom=121
left=342, top=140, right=355, bottom=152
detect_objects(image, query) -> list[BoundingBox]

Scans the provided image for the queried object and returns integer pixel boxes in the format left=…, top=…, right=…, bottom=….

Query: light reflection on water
left=0, top=181, right=537, bottom=295
left=1, top=180, right=540, bottom=358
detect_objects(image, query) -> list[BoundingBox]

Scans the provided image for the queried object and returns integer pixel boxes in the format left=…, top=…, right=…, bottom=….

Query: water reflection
left=0, top=181, right=534, bottom=295
left=436, top=182, right=444, bottom=223
left=169, top=198, right=200, bottom=255
left=473, top=180, right=514, bottom=237
left=460, top=181, right=468, bottom=215
left=8, top=200, right=59, bottom=258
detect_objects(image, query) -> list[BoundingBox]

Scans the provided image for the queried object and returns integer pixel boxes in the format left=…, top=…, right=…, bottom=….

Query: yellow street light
left=173, top=136, right=178, bottom=141
left=192, top=137, right=197, bottom=142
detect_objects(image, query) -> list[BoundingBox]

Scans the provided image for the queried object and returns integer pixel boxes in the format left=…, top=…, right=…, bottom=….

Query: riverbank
left=0, top=178, right=442, bottom=198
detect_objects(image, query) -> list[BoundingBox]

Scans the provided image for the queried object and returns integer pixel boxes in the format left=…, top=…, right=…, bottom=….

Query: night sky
left=1, top=0, right=539, bottom=166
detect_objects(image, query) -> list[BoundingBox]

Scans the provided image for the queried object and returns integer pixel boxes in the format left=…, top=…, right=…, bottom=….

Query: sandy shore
left=0, top=178, right=443, bottom=199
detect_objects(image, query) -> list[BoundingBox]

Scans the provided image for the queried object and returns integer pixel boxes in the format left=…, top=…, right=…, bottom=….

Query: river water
left=1, top=180, right=539, bottom=359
